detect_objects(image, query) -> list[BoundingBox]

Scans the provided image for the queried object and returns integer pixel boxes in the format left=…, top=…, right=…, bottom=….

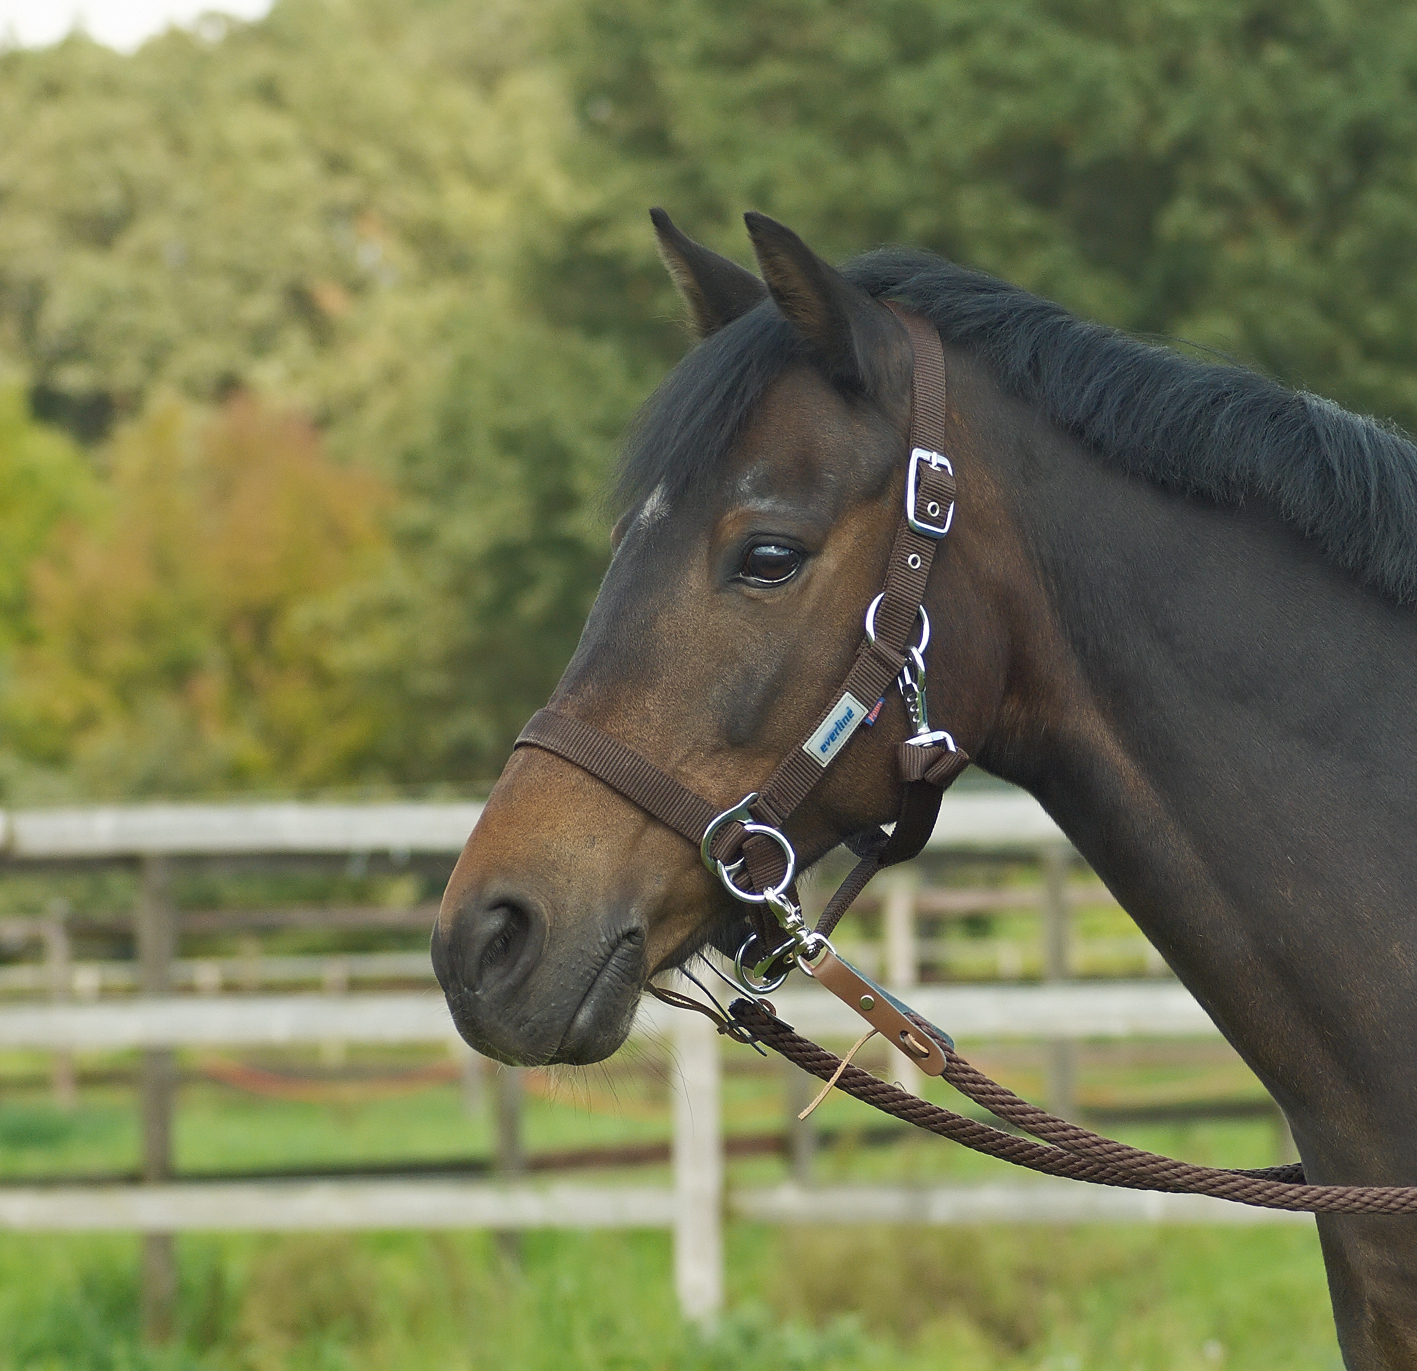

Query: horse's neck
left=991, top=427, right=1417, bottom=1158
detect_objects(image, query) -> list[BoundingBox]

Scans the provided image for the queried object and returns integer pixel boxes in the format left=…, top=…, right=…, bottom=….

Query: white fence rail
left=0, top=981, right=1221, bottom=1051
left=0, top=790, right=1064, bottom=860
left=0, top=1180, right=1307, bottom=1234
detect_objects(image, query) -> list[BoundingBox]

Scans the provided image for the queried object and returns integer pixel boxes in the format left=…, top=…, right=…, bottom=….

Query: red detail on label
left=863, top=697, right=886, bottom=727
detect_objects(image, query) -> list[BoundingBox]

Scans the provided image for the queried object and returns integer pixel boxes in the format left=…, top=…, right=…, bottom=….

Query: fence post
left=492, top=1066, right=525, bottom=1263
left=136, top=853, right=177, bottom=1343
left=320, top=959, right=349, bottom=1066
left=1041, top=844, right=1076, bottom=1118
left=673, top=1007, right=722, bottom=1324
left=783, top=1059, right=817, bottom=1182
left=43, top=901, right=76, bottom=1109
left=457, top=1046, right=484, bottom=1117
left=883, top=869, right=923, bottom=1095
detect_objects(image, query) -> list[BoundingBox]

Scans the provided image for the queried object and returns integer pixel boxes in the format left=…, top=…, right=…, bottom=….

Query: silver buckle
left=906, top=447, right=954, bottom=538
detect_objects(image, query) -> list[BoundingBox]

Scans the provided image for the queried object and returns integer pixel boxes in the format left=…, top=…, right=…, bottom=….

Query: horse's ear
left=651, top=208, right=768, bottom=338
left=744, top=211, right=903, bottom=392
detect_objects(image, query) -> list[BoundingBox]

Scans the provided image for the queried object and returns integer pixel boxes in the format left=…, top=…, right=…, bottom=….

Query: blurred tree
left=5, top=395, right=393, bottom=795
left=7, top=0, right=1417, bottom=796
left=0, top=385, right=96, bottom=650
left=551, top=0, right=1417, bottom=427
left=0, top=0, right=641, bottom=788
left=340, top=289, right=642, bottom=783
left=0, top=0, right=574, bottom=428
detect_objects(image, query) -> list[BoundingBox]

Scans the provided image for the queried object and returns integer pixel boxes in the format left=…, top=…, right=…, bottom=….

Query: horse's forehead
left=724, top=367, right=873, bottom=499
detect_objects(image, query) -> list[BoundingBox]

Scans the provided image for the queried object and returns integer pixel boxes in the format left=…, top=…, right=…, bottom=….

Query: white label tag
left=802, top=692, right=868, bottom=769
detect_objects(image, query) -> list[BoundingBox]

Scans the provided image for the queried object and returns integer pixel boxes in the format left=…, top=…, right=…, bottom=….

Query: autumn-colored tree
left=6, top=395, right=392, bottom=795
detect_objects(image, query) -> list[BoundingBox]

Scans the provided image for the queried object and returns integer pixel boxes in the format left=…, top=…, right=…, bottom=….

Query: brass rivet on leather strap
left=859, top=993, right=875, bottom=1011
left=901, top=1030, right=931, bottom=1059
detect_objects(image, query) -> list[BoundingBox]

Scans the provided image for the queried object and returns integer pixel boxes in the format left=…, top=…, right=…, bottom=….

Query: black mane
left=621, top=247, right=1417, bottom=605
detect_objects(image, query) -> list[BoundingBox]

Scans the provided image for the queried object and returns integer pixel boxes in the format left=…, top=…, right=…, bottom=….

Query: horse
left=432, top=209, right=1417, bottom=1368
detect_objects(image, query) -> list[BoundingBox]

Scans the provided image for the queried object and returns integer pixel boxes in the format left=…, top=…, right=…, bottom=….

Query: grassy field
left=0, top=1222, right=1342, bottom=1370
left=0, top=1038, right=1346, bottom=1370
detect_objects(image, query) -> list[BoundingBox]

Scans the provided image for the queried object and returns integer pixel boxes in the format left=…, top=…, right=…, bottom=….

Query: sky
left=0, top=0, right=272, bottom=51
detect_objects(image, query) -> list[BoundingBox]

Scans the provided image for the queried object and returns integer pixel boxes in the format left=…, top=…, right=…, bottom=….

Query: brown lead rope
left=729, top=998, right=1417, bottom=1215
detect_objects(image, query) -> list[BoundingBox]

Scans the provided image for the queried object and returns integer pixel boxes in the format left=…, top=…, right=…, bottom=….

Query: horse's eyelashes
left=739, top=543, right=802, bottom=586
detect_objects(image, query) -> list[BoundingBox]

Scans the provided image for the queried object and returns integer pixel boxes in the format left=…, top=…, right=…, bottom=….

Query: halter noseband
left=514, top=305, right=968, bottom=1069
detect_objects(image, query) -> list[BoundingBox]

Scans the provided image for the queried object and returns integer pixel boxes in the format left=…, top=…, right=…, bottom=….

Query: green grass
left=0, top=1223, right=1341, bottom=1370
left=0, top=1043, right=1346, bottom=1369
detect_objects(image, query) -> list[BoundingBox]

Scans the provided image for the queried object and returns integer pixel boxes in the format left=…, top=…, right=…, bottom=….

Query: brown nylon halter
left=516, top=305, right=968, bottom=987
left=512, top=305, right=1417, bottom=1212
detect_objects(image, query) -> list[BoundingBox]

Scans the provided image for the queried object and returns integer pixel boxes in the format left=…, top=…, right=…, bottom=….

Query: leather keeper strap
left=899, top=740, right=970, bottom=789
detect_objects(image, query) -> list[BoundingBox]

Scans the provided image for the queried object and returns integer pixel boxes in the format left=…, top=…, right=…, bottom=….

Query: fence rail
left=0, top=981, right=1220, bottom=1050
left=0, top=790, right=1064, bottom=860
left=0, top=1179, right=1308, bottom=1233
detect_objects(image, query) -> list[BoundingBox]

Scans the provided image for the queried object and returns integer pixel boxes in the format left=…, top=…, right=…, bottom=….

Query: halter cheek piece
left=515, top=306, right=968, bottom=1071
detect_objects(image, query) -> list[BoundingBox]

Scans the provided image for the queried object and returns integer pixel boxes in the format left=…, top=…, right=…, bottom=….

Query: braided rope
left=730, top=999, right=1417, bottom=1214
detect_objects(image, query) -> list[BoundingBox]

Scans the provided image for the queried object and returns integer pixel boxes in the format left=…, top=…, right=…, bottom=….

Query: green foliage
left=555, top=0, right=1417, bottom=425
left=0, top=0, right=567, bottom=414
left=0, top=0, right=642, bottom=789
left=0, top=387, right=95, bottom=649
left=343, top=293, right=643, bottom=781
left=0, top=1224, right=1339, bottom=1370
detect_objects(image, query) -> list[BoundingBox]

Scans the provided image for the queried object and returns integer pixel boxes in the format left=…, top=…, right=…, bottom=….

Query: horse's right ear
left=651, top=208, right=768, bottom=338
left=744, top=211, right=906, bottom=395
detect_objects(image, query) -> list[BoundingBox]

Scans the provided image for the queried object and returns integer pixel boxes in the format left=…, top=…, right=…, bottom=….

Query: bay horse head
left=432, top=211, right=1011, bottom=1065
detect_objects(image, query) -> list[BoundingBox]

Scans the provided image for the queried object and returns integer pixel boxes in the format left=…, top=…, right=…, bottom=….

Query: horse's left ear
left=744, top=211, right=906, bottom=393
left=651, top=208, right=768, bottom=338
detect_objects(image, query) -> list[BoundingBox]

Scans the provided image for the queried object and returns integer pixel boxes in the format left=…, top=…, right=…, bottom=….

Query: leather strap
left=515, top=709, right=718, bottom=851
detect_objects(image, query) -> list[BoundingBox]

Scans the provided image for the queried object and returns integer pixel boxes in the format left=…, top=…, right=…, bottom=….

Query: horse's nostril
left=479, top=900, right=532, bottom=976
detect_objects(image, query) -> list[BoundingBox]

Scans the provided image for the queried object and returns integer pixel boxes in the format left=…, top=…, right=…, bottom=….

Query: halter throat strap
left=515, top=304, right=968, bottom=972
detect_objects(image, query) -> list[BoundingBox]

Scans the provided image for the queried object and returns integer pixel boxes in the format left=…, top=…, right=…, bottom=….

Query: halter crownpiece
left=515, top=303, right=967, bottom=1051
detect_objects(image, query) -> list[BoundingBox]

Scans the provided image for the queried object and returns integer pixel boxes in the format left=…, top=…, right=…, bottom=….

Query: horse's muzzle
left=431, top=886, right=647, bottom=1066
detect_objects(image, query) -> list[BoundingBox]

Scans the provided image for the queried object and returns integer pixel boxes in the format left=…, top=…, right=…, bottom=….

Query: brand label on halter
left=803, top=692, right=868, bottom=768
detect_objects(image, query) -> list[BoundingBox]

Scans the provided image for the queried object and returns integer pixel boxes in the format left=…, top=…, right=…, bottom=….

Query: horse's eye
left=739, top=543, right=801, bottom=586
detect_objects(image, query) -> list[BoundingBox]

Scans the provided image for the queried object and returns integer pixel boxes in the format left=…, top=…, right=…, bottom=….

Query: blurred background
left=0, top=0, right=1408, bottom=1365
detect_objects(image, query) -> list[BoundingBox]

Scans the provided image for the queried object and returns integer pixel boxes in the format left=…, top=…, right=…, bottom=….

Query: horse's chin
left=548, top=934, right=646, bottom=1064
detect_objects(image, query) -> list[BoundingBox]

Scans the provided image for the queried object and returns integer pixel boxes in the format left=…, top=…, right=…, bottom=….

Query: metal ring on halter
left=732, top=930, right=794, bottom=995
left=700, top=794, right=798, bottom=904
left=864, top=594, right=930, bottom=654
left=716, top=823, right=796, bottom=904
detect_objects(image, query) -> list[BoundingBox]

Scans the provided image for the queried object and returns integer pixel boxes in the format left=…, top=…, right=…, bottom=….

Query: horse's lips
left=551, top=932, right=645, bottom=1065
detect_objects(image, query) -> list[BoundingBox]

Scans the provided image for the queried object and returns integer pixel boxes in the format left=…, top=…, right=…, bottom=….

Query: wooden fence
left=0, top=986, right=1305, bottom=1326
left=0, top=795, right=1300, bottom=1330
